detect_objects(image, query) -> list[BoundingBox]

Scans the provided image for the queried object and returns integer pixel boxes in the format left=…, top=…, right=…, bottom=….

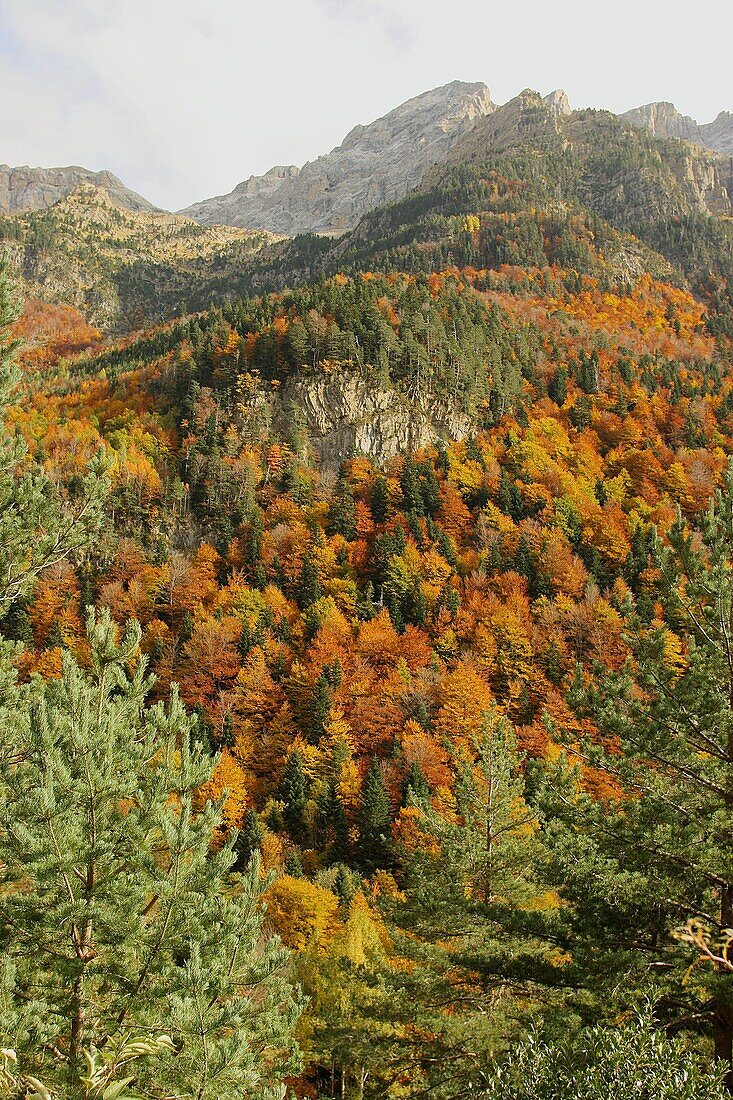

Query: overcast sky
left=2, top=0, right=731, bottom=211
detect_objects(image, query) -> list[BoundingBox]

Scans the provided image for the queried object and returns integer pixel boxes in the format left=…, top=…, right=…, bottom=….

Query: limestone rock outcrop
left=179, top=81, right=494, bottom=234
left=278, top=374, right=472, bottom=468
left=623, top=102, right=733, bottom=157
left=0, top=165, right=158, bottom=215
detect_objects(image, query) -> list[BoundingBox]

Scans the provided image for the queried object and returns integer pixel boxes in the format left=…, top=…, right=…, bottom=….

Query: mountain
left=232, top=88, right=733, bottom=309
left=435, top=89, right=733, bottom=218
left=4, top=83, right=732, bottom=337
left=0, top=183, right=274, bottom=329
left=0, top=164, right=158, bottom=215
left=8, top=72, right=733, bottom=1100
left=179, top=80, right=494, bottom=234
left=623, top=101, right=733, bottom=156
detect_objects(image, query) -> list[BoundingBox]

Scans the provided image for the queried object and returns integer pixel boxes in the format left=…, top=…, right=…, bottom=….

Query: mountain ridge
left=0, top=182, right=275, bottom=329
left=0, top=164, right=159, bottom=215
left=178, top=80, right=495, bottom=234
left=623, top=101, right=733, bottom=156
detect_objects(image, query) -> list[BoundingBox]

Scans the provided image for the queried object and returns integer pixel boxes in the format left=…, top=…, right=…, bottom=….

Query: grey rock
left=543, top=89, right=572, bottom=117
left=178, top=81, right=494, bottom=234
left=278, top=373, right=472, bottom=468
left=434, top=88, right=567, bottom=168
left=181, top=165, right=299, bottom=227
left=623, top=102, right=733, bottom=157
left=700, top=112, right=733, bottom=157
left=0, top=164, right=158, bottom=215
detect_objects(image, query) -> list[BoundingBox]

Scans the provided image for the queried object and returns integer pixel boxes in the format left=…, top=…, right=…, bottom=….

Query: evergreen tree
left=357, top=581, right=379, bottom=621
left=370, top=475, right=390, bottom=523
left=219, top=711, right=235, bottom=747
left=0, top=609, right=300, bottom=1099
left=402, top=761, right=431, bottom=806
left=482, top=1011, right=727, bottom=1100
left=417, top=461, right=440, bottom=516
left=1, top=599, right=34, bottom=646
left=296, top=554, right=322, bottom=610
left=322, top=783, right=351, bottom=865
left=328, top=475, right=357, bottom=540
left=400, top=454, right=424, bottom=516
left=279, top=750, right=308, bottom=843
left=307, top=674, right=331, bottom=745
left=284, top=849, right=304, bottom=877
left=548, top=365, right=568, bottom=406
left=357, top=758, right=392, bottom=872
left=233, top=808, right=264, bottom=871
left=383, top=709, right=561, bottom=1096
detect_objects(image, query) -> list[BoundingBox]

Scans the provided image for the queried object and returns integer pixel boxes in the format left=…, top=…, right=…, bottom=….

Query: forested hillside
left=240, top=94, right=733, bottom=320
left=0, top=184, right=275, bottom=330
left=2, top=78, right=733, bottom=1100
left=3, top=237, right=733, bottom=1096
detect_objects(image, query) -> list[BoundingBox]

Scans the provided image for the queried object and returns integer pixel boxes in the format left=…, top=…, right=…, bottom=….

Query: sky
left=1, top=0, right=731, bottom=211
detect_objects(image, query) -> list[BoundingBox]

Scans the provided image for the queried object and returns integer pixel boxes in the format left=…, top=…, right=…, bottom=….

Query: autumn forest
left=2, top=75, right=733, bottom=1100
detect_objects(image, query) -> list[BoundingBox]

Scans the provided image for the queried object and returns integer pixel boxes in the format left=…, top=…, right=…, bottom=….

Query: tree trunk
left=713, top=997, right=733, bottom=1093
left=715, top=883, right=733, bottom=1092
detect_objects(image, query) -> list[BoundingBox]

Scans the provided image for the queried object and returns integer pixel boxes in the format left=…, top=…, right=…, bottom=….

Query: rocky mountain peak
left=623, top=101, right=733, bottom=157
left=543, top=89, right=572, bottom=117
left=178, top=80, right=495, bottom=235
left=434, top=87, right=567, bottom=171
left=0, top=164, right=158, bottom=215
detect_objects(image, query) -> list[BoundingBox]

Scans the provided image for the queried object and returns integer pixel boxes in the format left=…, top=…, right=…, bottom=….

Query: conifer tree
left=328, top=474, right=357, bottom=540
left=233, top=808, right=264, bottom=871
left=279, top=749, right=309, bottom=843
left=357, top=758, right=392, bottom=872
left=383, top=709, right=561, bottom=1096
left=296, top=554, right=322, bottom=610
left=307, top=674, right=331, bottom=745
left=321, top=783, right=350, bottom=865
left=0, top=608, right=300, bottom=1099
left=483, top=1011, right=727, bottom=1100
left=370, top=475, right=390, bottom=523
left=402, top=760, right=431, bottom=806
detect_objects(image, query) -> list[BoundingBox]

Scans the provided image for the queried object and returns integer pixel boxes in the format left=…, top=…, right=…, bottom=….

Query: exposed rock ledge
left=277, top=375, right=472, bottom=467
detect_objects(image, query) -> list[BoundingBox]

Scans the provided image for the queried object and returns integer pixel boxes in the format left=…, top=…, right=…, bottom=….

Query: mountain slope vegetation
left=0, top=184, right=275, bottom=329
left=240, top=92, right=733, bottom=313
left=3, top=77, right=733, bottom=1100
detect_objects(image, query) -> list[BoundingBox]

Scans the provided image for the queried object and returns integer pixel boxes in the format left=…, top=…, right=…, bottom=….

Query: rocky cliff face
left=277, top=374, right=472, bottom=468
left=623, top=102, right=733, bottom=157
left=701, top=112, right=733, bottom=156
left=0, top=165, right=158, bottom=214
left=435, top=88, right=570, bottom=166
left=179, top=81, right=494, bottom=234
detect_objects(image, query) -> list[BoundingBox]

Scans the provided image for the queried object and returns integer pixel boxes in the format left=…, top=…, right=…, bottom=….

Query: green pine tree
left=322, top=783, right=351, bottom=865
left=402, top=761, right=430, bottom=806
left=483, top=1010, right=727, bottom=1100
left=296, top=554, right=322, bottom=610
left=370, top=476, right=390, bottom=523
left=0, top=608, right=300, bottom=1099
left=279, top=749, right=308, bottom=843
left=233, top=808, right=264, bottom=871
left=328, top=475, right=357, bottom=540
left=307, top=674, right=331, bottom=745
left=382, top=709, right=561, bottom=1096
left=357, top=758, right=392, bottom=872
